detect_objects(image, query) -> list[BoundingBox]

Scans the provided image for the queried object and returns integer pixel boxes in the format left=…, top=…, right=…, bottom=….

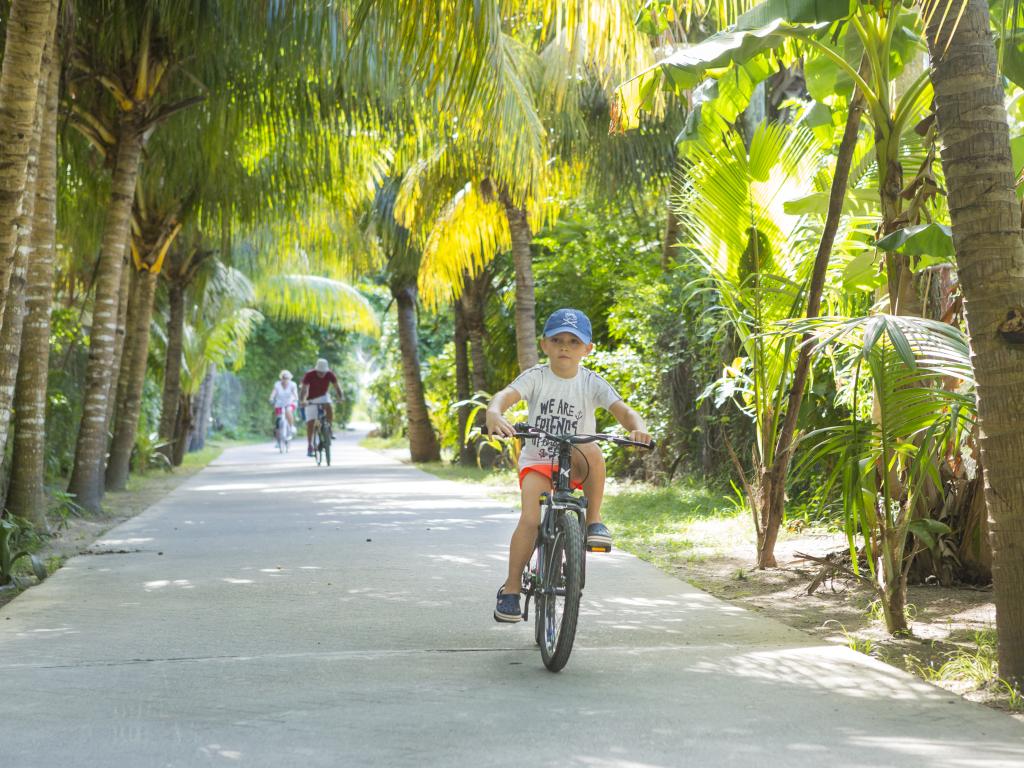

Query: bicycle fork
left=520, top=493, right=587, bottom=622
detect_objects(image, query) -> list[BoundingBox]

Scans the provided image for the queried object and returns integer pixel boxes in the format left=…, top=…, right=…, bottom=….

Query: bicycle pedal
left=586, top=544, right=613, bottom=553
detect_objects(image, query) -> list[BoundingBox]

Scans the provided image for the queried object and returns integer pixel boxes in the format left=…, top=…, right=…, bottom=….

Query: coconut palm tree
left=156, top=234, right=213, bottom=461
left=925, top=0, right=1024, bottom=686
left=0, top=23, right=57, bottom=470
left=6, top=39, right=61, bottom=526
left=65, top=2, right=213, bottom=511
left=65, top=0, right=341, bottom=510
left=373, top=1, right=655, bottom=371
left=104, top=181, right=184, bottom=490
left=0, top=0, right=57, bottom=322
left=367, top=179, right=441, bottom=462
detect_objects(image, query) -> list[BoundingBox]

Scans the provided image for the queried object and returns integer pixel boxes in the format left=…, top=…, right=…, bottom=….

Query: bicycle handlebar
left=510, top=424, right=655, bottom=450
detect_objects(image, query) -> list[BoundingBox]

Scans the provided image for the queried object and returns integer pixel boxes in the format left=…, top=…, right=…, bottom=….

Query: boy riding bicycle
left=486, top=308, right=651, bottom=623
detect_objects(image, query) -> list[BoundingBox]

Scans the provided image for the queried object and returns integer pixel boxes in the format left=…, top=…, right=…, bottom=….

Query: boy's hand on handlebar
left=485, top=410, right=516, bottom=438
left=628, top=430, right=653, bottom=446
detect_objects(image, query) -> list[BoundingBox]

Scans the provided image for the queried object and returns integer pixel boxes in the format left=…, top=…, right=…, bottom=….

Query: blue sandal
left=493, top=586, right=521, bottom=623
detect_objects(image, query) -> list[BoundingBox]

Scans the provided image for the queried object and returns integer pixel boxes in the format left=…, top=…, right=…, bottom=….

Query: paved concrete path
left=2, top=433, right=1023, bottom=767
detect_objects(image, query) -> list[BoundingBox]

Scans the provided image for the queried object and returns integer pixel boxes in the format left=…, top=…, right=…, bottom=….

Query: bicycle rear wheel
left=538, top=511, right=583, bottom=672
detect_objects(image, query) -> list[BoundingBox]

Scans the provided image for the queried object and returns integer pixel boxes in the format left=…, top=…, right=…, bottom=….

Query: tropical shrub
left=793, top=314, right=975, bottom=634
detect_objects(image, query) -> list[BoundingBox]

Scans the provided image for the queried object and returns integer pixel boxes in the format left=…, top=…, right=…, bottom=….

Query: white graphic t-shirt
left=509, top=364, right=622, bottom=469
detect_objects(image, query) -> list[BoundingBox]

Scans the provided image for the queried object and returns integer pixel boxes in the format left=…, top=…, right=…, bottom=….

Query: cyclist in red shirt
left=300, top=358, right=344, bottom=456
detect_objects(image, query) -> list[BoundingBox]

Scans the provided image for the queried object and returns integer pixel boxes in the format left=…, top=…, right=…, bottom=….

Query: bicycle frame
left=522, top=438, right=588, bottom=623
left=513, top=426, right=654, bottom=622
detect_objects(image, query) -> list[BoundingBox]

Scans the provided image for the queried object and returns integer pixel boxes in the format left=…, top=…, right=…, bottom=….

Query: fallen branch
left=794, top=550, right=876, bottom=594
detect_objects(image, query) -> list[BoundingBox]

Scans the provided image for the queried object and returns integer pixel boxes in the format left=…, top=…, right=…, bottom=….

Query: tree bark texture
left=393, top=283, right=440, bottom=462
left=661, top=204, right=680, bottom=271
left=158, top=282, right=185, bottom=460
left=172, top=391, right=192, bottom=466
left=0, top=41, right=48, bottom=468
left=757, top=93, right=864, bottom=569
left=500, top=193, right=538, bottom=371
left=109, top=264, right=139, bottom=432
left=67, top=120, right=144, bottom=513
left=106, top=268, right=158, bottom=489
left=454, top=300, right=473, bottom=466
left=927, top=0, right=1024, bottom=685
left=461, top=268, right=490, bottom=392
left=7, top=44, right=59, bottom=526
left=189, top=366, right=216, bottom=452
left=0, top=0, right=56, bottom=322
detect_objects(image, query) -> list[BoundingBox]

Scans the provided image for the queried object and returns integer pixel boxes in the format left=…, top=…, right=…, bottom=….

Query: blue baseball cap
left=543, top=308, right=592, bottom=344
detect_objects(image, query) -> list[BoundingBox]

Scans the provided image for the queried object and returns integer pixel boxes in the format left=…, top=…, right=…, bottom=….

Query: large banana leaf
left=613, top=0, right=857, bottom=131
left=736, top=0, right=853, bottom=29
left=875, top=223, right=955, bottom=259
left=991, top=0, right=1024, bottom=88
left=613, top=19, right=826, bottom=131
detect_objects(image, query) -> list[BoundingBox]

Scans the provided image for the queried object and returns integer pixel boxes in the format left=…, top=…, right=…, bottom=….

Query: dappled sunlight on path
left=1, top=433, right=1021, bottom=767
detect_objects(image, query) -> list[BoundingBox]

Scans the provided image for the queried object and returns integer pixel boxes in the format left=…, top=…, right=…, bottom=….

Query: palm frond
left=256, top=274, right=380, bottom=335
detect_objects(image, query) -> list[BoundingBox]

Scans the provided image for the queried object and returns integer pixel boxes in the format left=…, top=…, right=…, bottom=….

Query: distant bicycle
left=273, top=408, right=291, bottom=453
left=311, top=404, right=332, bottom=466
left=511, top=424, right=654, bottom=672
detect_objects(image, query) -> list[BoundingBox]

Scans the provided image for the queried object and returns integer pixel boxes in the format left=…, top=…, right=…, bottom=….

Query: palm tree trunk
left=757, top=93, right=864, bottom=569
left=500, top=191, right=538, bottom=371
left=7, top=44, right=59, bottom=527
left=67, top=120, right=144, bottom=513
left=927, top=0, right=1024, bottom=685
left=462, top=268, right=490, bottom=392
left=0, top=25, right=54, bottom=468
left=393, top=283, right=440, bottom=462
left=189, top=366, right=216, bottom=452
left=661, top=205, right=680, bottom=271
left=108, top=263, right=138, bottom=436
left=454, top=300, right=473, bottom=466
left=0, top=0, right=56, bottom=322
left=158, top=281, right=185, bottom=460
left=172, top=390, right=192, bottom=466
left=106, top=268, right=158, bottom=490
left=0, top=223, right=32, bottom=459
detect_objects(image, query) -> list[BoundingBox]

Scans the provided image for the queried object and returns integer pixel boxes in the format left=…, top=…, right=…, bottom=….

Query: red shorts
left=274, top=405, right=296, bottom=415
left=518, top=464, right=583, bottom=490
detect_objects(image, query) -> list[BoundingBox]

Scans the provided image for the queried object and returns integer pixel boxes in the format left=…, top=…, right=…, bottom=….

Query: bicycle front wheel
left=538, top=511, right=583, bottom=672
left=321, top=424, right=331, bottom=466
left=314, top=430, right=323, bottom=466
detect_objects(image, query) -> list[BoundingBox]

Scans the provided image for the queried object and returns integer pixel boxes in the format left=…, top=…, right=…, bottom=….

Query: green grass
left=116, top=437, right=242, bottom=495
left=417, top=462, right=517, bottom=487
left=360, top=434, right=410, bottom=451
left=410, top=464, right=747, bottom=558
left=915, top=630, right=1000, bottom=687
left=600, top=479, right=749, bottom=563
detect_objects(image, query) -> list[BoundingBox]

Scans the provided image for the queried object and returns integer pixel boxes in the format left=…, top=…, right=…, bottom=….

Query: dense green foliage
left=228, top=319, right=357, bottom=437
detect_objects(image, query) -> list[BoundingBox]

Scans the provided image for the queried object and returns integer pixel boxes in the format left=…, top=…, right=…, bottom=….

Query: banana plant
left=451, top=393, right=528, bottom=469
left=792, top=314, right=975, bottom=633
left=682, top=120, right=825, bottom=563
left=615, top=0, right=936, bottom=313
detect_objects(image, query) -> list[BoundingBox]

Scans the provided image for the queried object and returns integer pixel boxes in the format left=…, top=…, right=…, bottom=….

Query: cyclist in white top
left=269, top=370, right=299, bottom=438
